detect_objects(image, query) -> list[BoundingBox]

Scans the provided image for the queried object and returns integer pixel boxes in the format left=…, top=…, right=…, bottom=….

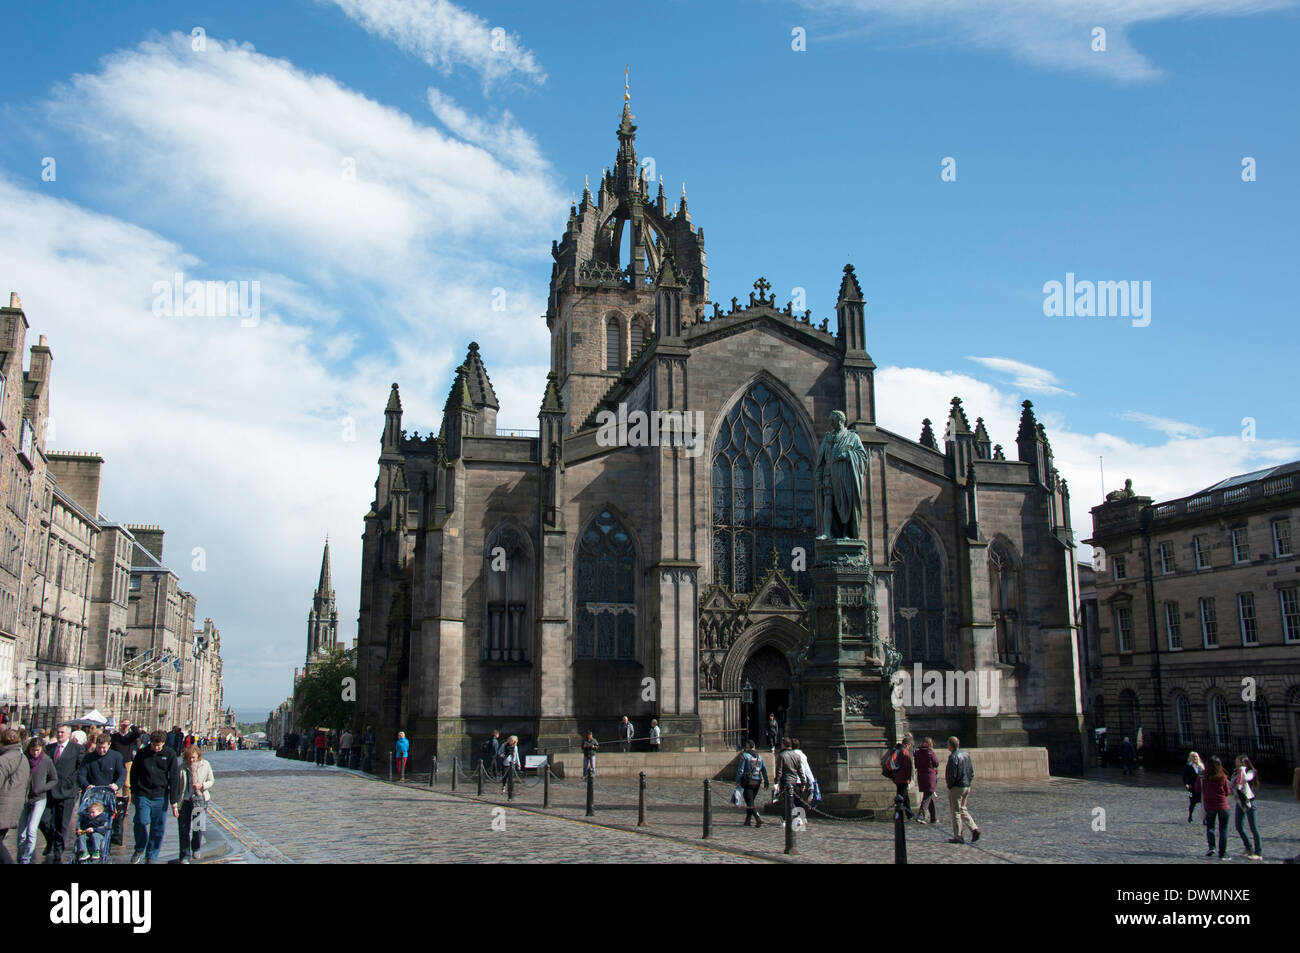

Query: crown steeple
left=306, top=537, right=339, bottom=665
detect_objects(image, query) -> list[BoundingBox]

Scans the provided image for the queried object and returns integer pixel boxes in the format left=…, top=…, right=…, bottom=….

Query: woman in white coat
left=173, top=744, right=214, bottom=863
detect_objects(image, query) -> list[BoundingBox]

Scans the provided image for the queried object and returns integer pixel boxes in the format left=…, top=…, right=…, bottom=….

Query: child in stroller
left=75, top=787, right=116, bottom=863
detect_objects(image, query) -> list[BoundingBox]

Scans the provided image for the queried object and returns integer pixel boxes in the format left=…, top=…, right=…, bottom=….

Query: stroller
left=73, top=786, right=117, bottom=864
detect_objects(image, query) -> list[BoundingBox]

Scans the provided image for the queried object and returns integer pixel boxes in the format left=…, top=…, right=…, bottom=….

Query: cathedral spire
left=317, top=538, right=333, bottom=597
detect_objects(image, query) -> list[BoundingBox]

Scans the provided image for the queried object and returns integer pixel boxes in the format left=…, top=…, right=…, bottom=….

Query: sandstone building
left=1087, top=464, right=1300, bottom=776
left=354, top=104, right=1085, bottom=772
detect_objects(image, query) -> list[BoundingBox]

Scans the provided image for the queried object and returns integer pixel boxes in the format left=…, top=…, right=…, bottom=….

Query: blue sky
left=1, top=0, right=1296, bottom=710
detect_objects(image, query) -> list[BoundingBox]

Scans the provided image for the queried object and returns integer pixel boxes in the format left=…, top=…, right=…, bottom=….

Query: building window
left=1164, top=602, right=1182, bottom=651
left=483, top=526, right=530, bottom=663
left=1118, top=688, right=1139, bottom=739
left=988, top=542, right=1022, bottom=663
left=574, top=509, right=636, bottom=660
left=712, top=381, right=815, bottom=597
left=1174, top=694, right=1193, bottom=745
left=1250, top=699, right=1273, bottom=744
left=1280, top=587, right=1300, bottom=643
left=1273, top=519, right=1292, bottom=558
left=1199, top=598, right=1218, bottom=647
left=1211, top=695, right=1231, bottom=746
left=1115, top=605, right=1134, bottom=653
left=1113, top=556, right=1127, bottom=580
left=629, top=322, right=645, bottom=361
left=605, top=316, right=621, bottom=370
left=1194, top=535, right=1210, bottom=570
left=1159, top=541, right=1175, bottom=574
left=1237, top=593, right=1258, bottom=646
left=1231, top=527, right=1250, bottom=564
left=891, top=522, right=947, bottom=664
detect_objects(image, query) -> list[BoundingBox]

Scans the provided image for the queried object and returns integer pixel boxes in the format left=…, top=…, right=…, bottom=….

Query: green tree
left=293, top=647, right=356, bottom=733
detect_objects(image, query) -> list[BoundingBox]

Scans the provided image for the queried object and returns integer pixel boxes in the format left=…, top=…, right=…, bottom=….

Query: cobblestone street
left=190, top=751, right=1300, bottom=864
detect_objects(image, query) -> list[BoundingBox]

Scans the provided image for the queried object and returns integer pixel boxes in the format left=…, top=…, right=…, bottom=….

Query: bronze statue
left=814, top=410, right=868, bottom=540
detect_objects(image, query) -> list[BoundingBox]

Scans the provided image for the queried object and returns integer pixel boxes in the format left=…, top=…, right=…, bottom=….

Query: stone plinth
left=797, top=538, right=905, bottom=812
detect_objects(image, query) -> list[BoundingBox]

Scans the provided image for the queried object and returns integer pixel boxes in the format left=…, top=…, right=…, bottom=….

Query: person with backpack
left=945, top=736, right=980, bottom=844
left=581, top=731, right=599, bottom=778
left=1232, top=755, right=1262, bottom=860
left=791, top=738, right=818, bottom=806
left=914, top=737, right=940, bottom=824
left=734, top=740, right=769, bottom=827
left=1183, top=751, right=1204, bottom=823
left=884, top=734, right=916, bottom=820
left=774, top=738, right=805, bottom=819
left=481, top=730, right=502, bottom=779
left=1195, top=756, right=1232, bottom=859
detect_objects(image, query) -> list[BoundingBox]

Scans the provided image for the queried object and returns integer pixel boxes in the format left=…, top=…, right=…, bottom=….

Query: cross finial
left=753, top=277, right=771, bottom=298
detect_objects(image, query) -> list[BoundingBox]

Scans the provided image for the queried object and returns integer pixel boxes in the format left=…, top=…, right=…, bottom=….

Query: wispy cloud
left=1119, top=410, right=1210, bottom=439
left=796, top=0, right=1296, bottom=82
left=323, top=0, right=546, bottom=90
left=966, top=355, right=1075, bottom=397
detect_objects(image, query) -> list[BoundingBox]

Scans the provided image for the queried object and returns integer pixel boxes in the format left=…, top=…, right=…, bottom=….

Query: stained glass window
left=575, top=509, right=637, bottom=659
left=890, top=521, right=946, bottom=663
left=988, top=543, right=1021, bottom=663
left=711, top=382, right=815, bottom=595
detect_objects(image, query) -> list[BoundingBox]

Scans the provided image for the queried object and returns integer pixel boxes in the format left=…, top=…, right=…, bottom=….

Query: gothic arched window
left=988, top=541, right=1022, bottom=663
left=1174, top=693, right=1193, bottom=744
left=605, top=316, right=621, bottom=370
left=630, top=321, right=645, bottom=361
left=1211, top=694, right=1232, bottom=745
left=711, top=381, right=814, bottom=595
left=484, top=526, right=530, bottom=662
left=890, top=521, right=946, bottom=663
left=575, top=509, right=636, bottom=660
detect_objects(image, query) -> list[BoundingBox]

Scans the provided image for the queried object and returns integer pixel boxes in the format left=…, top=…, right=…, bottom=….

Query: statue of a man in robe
left=814, top=410, right=869, bottom=540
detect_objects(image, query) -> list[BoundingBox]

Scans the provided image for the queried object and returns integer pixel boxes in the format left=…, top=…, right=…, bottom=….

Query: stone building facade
left=354, top=105, right=1085, bottom=772
left=1087, top=463, right=1300, bottom=776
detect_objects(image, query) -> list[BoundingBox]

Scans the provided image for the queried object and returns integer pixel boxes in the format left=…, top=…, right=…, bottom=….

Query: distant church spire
left=306, top=537, right=339, bottom=665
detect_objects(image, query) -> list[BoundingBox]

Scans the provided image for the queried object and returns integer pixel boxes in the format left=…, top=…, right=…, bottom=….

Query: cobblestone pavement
left=191, top=751, right=1300, bottom=864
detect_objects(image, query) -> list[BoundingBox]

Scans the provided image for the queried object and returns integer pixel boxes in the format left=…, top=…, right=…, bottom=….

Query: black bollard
left=894, top=794, right=908, bottom=865
left=507, top=763, right=516, bottom=801
left=638, top=771, right=647, bottom=827
left=783, top=785, right=798, bottom=856
left=543, top=755, right=551, bottom=808
left=702, top=779, right=712, bottom=838
left=452, top=755, right=459, bottom=791
left=585, top=771, right=595, bottom=817
left=477, top=759, right=484, bottom=796
left=429, top=756, right=435, bottom=788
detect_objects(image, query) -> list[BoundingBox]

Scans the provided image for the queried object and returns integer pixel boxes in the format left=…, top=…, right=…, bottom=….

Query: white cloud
left=323, top=0, right=546, bottom=89
left=966, top=355, right=1075, bottom=397
left=1119, top=410, right=1210, bottom=440
left=876, top=365, right=1299, bottom=558
left=802, top=0, right=1296, bottom=81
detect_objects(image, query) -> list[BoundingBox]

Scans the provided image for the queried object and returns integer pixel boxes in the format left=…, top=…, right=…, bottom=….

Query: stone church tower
left=354, top=97, right=1085, bottom=774
left=306, top=539, right=338, bottom=667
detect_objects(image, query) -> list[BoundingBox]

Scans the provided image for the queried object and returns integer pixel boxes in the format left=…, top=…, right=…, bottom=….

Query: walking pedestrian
left=1183, top=751, right=1204, bottom=823
left=1232, top=755, right=1262, bottom=860
left=109, top=719, right=142, bottom=847
left=888, top=734, right=916, bottom=820
left=1119, top=736, right=1137, bottom=776
left=791, top=738, right=818, bottom=805
left=1195, top=756, right=1231, bottom=860
left=314, top=729, right=327, bottom=767
left=649, top=720, right=661, bottom=753
left=339, top=728, right=354, bottom=768
left=394, top=731, right=409, bottom=781
left=77, top=734, right=127, bottom=801
left=41, top=724, right=84, bottom=863
left=734, top=740, right=769, bottom=827
left=174, top=745, right=214, bottom=863
left=17, top=736, right=56, bottom=863
left=914, top=736, right=940, bottom=824
left=581, top=731, right=599, bottom=778
left=619, top=715, right=634, bottom=752
left=481, top=729, right=502, bottom=779
left=129, top=730, right=182, bottom=864
left=774, top=738, right=805, bottom=821
left=363, top=725, right=376, bottom=761
left=166, top=726, right=184, bottom=754
left=765, top=714, right=779, bottom=753
left=499, top=735, right=520, bottom=793
left=0, top=728, right=29, bottom=864
left=945, top=736, right=980, bottom=844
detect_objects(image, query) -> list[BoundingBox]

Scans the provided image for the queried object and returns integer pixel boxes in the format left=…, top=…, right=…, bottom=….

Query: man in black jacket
left=78, top=734, right=127, bottom=792
left=41, top=725, right=84, bottom=863
left=128, top=730, right=181, bottom=864
left=108, top=720, right=142, bottom=845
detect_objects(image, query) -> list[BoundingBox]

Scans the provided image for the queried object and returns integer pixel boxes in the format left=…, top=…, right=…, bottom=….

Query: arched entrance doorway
left=740, top=645, right=792, bottom=746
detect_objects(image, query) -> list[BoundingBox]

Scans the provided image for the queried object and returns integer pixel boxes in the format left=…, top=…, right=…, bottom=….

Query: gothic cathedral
left=354, top=102, right=1086, bottom=772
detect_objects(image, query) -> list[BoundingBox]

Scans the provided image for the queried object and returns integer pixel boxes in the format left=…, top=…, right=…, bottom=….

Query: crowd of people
left=0, top=716, right=219, bottom=864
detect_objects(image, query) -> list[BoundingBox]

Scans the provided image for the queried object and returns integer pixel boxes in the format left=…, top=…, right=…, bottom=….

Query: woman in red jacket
left=1195, top=756, right=1232, bottom=859
left=914, top=737, right=940, bottom=824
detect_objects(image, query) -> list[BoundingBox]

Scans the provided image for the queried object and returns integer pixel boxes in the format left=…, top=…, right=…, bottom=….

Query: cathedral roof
left=443, top=365, right=475, bottom=415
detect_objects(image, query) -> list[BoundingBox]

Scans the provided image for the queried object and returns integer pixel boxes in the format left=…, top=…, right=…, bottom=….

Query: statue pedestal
left=799, top=538, right=905, bottom=814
